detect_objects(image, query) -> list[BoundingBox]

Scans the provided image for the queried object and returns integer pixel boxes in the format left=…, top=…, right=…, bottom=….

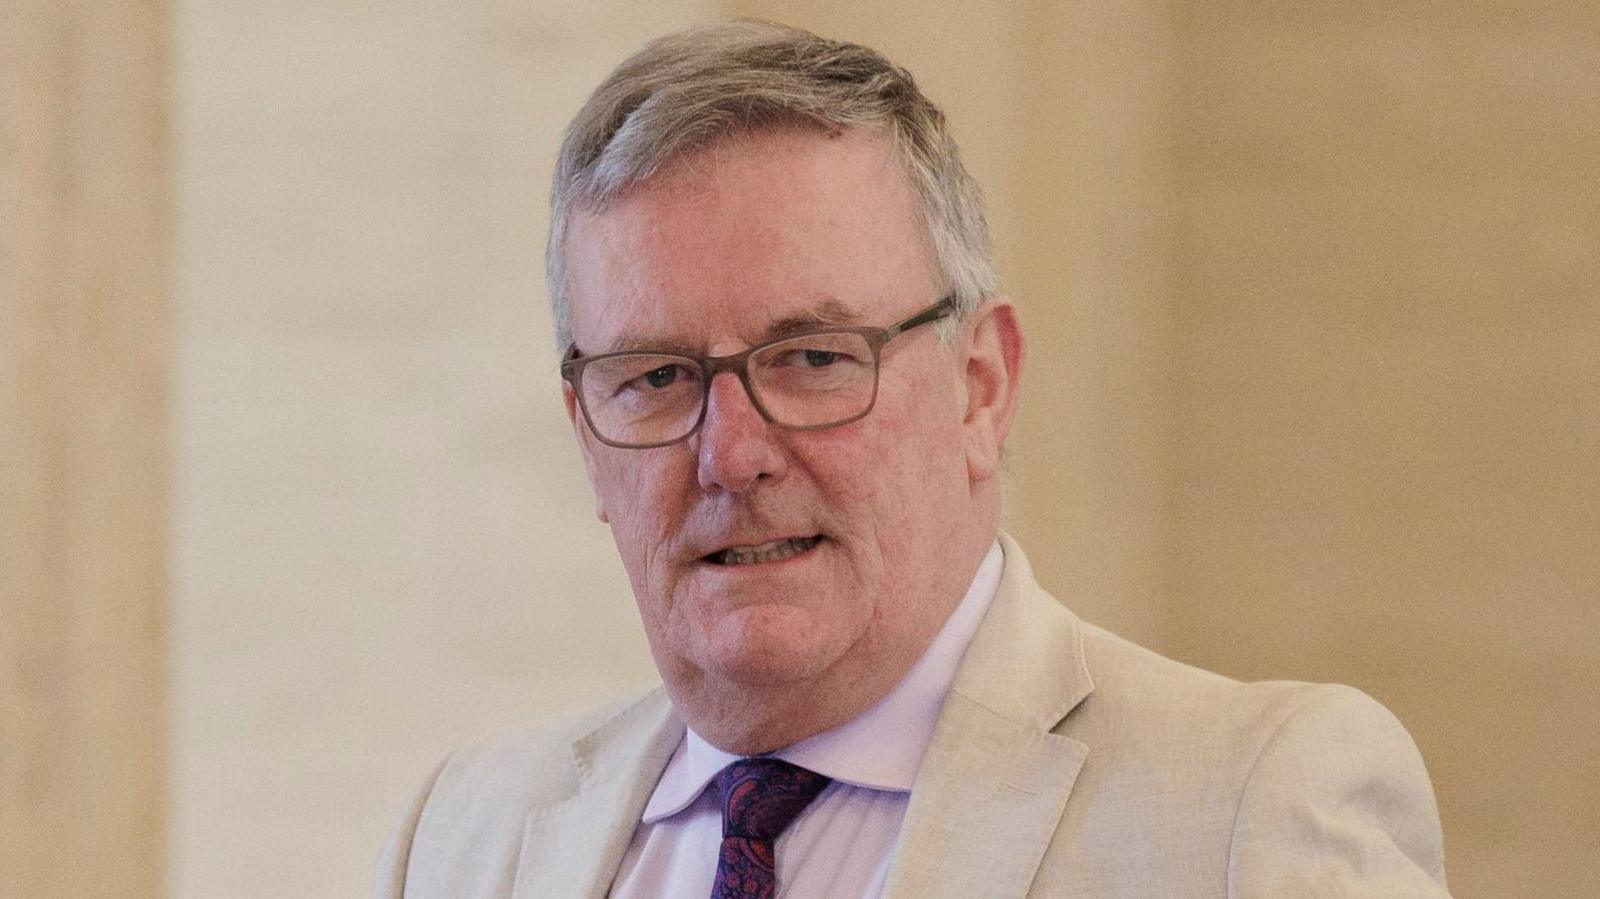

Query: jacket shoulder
left=433, top=693, right=647, bottom=808
left=374, top=689, right=663, bottom=898
left=1225, top=681, right=1449, bottom=895
left=1072, top=621, right=1320, bottom=741
left=1049, top=622, right=1446, bottom=896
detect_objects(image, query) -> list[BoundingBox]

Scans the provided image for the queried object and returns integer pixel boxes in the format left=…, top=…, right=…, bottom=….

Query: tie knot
left=714, top=758, right=831, bottom=842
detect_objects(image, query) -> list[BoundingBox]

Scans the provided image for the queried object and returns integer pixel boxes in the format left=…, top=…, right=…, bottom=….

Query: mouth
left=702, top=535, right=824, bottom=566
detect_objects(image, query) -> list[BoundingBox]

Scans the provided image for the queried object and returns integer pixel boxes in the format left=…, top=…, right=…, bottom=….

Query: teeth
left=716, top=536, right=820, bottom=566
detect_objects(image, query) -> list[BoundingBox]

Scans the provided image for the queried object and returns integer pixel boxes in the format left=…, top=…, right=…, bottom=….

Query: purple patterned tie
left=710, top=758, right=831, bottom=899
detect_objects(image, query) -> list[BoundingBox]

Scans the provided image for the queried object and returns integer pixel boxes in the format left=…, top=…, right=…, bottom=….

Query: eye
left=641, top=364, right=680, bottom=388
left=753, top=334, right=871, bottom=381
left=605, top=359, right=698, bottom=397
left=768, top=344, right=865, bottom=368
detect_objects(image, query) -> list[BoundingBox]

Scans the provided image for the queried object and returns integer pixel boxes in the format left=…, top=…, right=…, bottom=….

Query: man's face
left=562, top=128, right=994, bottom=742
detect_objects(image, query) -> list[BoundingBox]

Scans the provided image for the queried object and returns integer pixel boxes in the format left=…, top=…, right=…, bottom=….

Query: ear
left=564, top=383, right=610, bottom=523
left=960, top=298, right=1025, bottom=484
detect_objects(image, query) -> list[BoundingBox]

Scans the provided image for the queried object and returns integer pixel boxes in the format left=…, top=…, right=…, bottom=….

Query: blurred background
left=4, top=1, right=1597, bottom=896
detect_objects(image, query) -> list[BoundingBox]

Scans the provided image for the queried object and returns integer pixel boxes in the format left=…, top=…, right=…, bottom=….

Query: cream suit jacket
left=377, top=535, right=1449, bottom=897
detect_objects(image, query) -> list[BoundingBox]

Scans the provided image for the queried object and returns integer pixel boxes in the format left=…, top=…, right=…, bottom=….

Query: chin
left=700, top=642, right=835, bottom=688
left=693, top=614, right=843, bottom=688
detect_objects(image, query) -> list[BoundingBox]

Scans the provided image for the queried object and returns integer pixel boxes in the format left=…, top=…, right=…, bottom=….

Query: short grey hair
left=545, top=19, right=997, bottom=349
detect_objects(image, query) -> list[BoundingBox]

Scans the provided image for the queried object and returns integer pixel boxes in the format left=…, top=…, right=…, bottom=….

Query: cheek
left=850, top=381, right=971, bottom=552
left=870, top=370, right=968, bottom=482
left=591, top=454, right=688, bottom=565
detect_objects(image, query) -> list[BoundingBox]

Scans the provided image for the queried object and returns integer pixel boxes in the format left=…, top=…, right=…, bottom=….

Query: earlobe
left=564, top=384, right=610, bottom=523
left=961, top=299, right=1026, bottom=483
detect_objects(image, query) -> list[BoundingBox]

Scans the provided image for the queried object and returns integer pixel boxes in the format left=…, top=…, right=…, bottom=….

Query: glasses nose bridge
left=699, top=346, right=772, bottom=421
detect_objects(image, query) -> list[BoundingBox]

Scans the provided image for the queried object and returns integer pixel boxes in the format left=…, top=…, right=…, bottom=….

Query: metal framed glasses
left=561, top=294, right=957, bottom=449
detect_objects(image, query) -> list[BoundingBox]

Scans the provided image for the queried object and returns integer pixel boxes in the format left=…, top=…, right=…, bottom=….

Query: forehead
left=562, top=127, right=942, bottom=353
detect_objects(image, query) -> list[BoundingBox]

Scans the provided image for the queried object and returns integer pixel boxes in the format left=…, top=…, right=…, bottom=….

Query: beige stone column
left=0, top=2, right=170, bottom=897
left=1164, top=6, right=1600, bottom=896
left=1002, top=1, right=1177, bottom=648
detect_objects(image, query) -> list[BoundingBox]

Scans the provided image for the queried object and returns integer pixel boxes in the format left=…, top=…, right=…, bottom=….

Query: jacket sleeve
left=1227, top=684, right=1451, bottom=898
left=374, top=756, right=450, bottom=899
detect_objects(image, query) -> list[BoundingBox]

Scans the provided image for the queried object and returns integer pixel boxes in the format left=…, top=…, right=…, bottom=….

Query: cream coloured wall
left=170, top=3, right=709, bottom=896
left=1163, top=7, right=1600, bottom=896
left=148, top=4, right=1600, bottom=898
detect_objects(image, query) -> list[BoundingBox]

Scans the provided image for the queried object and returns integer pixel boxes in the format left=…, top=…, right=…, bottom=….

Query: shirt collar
left=641, top=540, right=1004, bottom=823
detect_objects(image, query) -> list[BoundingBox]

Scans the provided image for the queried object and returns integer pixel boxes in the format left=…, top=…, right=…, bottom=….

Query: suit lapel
left=511, top=691, right=682, bottom=899
left=883, top=534, right=1094, bottom=899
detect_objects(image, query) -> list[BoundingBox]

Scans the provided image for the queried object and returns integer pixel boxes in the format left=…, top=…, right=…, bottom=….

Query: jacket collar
left=881, top=533, right=1094, bottom=898
left=511, top=690, right=681, bottom=899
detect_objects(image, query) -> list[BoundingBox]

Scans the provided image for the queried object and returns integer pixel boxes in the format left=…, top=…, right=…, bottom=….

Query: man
left=378, top=20, right=1449, bottom=898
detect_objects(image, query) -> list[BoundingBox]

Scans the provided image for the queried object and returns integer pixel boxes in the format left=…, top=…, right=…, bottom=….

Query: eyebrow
left=604, top=334, right=700, bottom=356
left=599, top=299, right=866, bottom=356
left=762, top=300, right=865, bottom=340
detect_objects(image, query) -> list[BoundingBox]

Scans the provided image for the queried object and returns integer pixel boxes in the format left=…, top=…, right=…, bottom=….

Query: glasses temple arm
left=884, top=293, right=958, bottom=339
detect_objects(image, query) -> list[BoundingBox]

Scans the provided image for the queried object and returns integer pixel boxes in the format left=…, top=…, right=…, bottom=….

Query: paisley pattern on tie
left=710, top=758, right=831, bottom=899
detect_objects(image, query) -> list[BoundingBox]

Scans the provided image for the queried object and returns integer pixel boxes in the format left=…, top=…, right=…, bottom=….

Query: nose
left=695, top=372, right=787, bottom=494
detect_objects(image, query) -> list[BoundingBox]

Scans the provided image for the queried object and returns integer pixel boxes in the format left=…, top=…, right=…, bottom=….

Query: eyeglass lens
left=576, top=331, right=878, bottom=447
